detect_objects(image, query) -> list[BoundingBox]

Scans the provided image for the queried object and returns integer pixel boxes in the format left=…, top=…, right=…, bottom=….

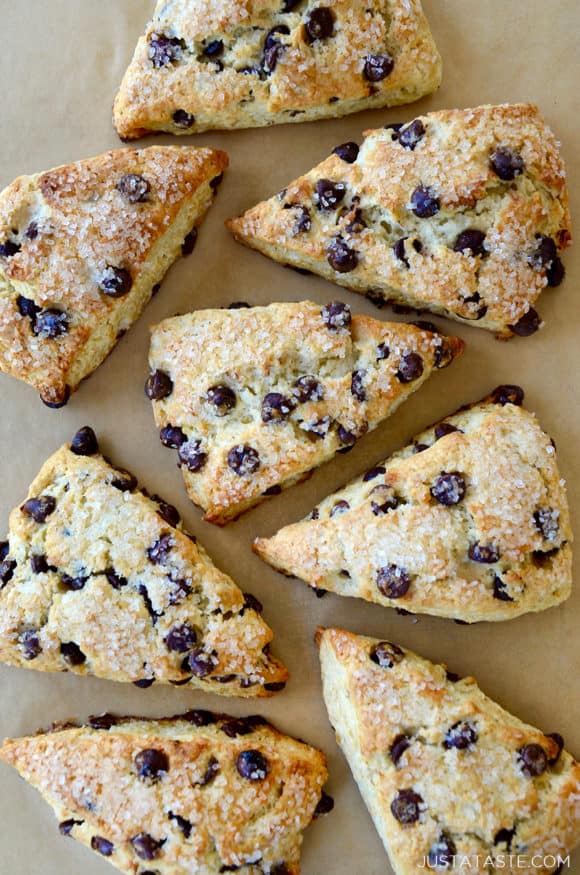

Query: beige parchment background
left=0, top=1, right=579, bottom=872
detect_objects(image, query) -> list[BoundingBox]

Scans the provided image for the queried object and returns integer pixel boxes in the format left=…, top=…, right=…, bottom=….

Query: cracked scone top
left=228, top=104, right=571, bottom=338
left=0, top=710, right=331, bottom=875
left=0, top=146, right=228, bottom=406
left=113, top=0, right=441, bottom=139
left=0, top=427, right=287, bottom=695
left=317, top=627, right=580, bottom=875
left=146, top=301, right=464, bottom=524
left=254, top=386, right=572, bottom=622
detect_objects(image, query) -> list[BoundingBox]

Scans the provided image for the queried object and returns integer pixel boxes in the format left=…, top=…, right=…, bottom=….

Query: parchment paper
left=0, top=2, right=579, bottom=873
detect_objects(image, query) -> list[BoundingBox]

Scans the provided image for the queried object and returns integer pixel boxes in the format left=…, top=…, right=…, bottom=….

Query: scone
left=147, top=301, right=464, bottom=524
left=0, top=710, right=331, bottom=875
left=254, top=386, right=572, bottom=622
left=113, top=0, right=441, bottom=139
left=228, top=104, right=571, bottom=338
left=317, top=627, right=580, bottom=875
left=0, top=146, right=227, bottom=406
left=0, top=427, right=288, bottom=695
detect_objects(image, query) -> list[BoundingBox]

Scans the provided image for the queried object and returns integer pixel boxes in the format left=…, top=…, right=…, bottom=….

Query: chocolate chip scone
left=0, top=146, right=227, bottom=406
left=147, top=301, right=464, bottom=524
left=113, top=0, right=441, bottom=140
left=0, top=427, right=287, bottom=695
left=254, top=386, right=572, bottom=622
left=317, top=627, right=580, bottom=875
left=228, top=104, right=571, bottom=338
left=0, top=710, right=332, bottom=874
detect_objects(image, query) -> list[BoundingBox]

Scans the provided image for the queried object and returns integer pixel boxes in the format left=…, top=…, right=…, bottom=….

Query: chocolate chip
left=364, top=466, right=386, bottom=482
left=111, top=469, right=138, bottom=491
left=263, top=25, right=290, bottom=72
left=330, top=500, right=349, bottom=518
left=30, top=554, right=50, bottom=574
left=236, top=750, right=269, bottom=781
left=332, top=142, right=359, bottom=163
left=70, top=426, right=98, bottom=456
left=182, top=709, right=216, bottom=726
left=0, top=558, right=16, bottom=585
left=99, top=266, right=132, bottom=298
left=0, top=240, right=21, bottom=258
left=490, top=147, right=525, bottom=181
left=393, top=236, right=422, bottom=268
left=184, top=648, right=218, bottom=677
left=149, top=33, right=184, bottom=67
left=196, top=756, right=220, bottom=788
left=172, top=108, right=195, bottom=128
left=264, top=681, right=287, bottom=692
left=376, top=564, right=410, bottom=599
left=134, top=678, right=155, bottom=688
left=19, top=629, right=42, bottom=660
left=203, top=39, right=224, bottom=57
left=167, top=577, right=191, bottom=606
left=205, top=384, right=236, bottom=415
left=33, top=308, right=68, bottom=338
left=327, top=236, right=358, bottom=272
left=17, top=295, right=40, bottom=318
left=547, top=257, right=565, bottom=287
left=376, top=342, right=390, bottom=360
left=390, top=734, right=411, bottom=765
left=304, top=7, right=334, bottom=43
left=25, top=223, right=39, bottom=240
left=227, top=445, right=260, bottom=476
left=363, top=53, right=394, bottom=81
left=60, top=642, right=86, bottom=666
left=61, top=573, right=88, bottom=591
left=398, top=120, right=425, bottom=150
left=168, top=811, right=193, bottom=838
left=322, top=301, right=351, bottom=332
left=494, top=827, right=515, bottom=850
left=414, top=443, right=429, bottom=454
left=220, top=719, right=255, bottom=739
left=410, top=185, right=440, bottom=218
left=444, top=720, right=478, bottom=750
left=165, top=623, right=197, bottom=653
left=91, top=836, right=114, bottom=857
left=431, top=472, right=466, bottom=506
left=271, top=866, right=291, bottom=875
left=262, top=392, right=295, bottom=423
left=316, top=179, right=346, bottom=210
left=491, top=385, right=524, bottom=406
left=370, top=641, right=405, bottom=668
left=434, top=423, right=460, bottom=440
left=282, top=0, right=301, bottom=9
left=337, top=424, right=357, bottom=446
left=469, top=542, right=499, bottom=563
left=428, top=833, right=457, bottom=869
left=493, top=575, right=513, bottom=602
left=518, top=743, right=548, bottom=777
left=509, top=308, right=541, bottom=336
left=534, top=507, right=559, bottom=541
left=178, top=440, right=207, bottom=472
left=346, top=208, right=366, bottom=234
left=89, top=713, right=118, bottom=730
left=397, top=352, right=424, bottom=383
left=433, top=339, right=455, bottom=370
left=180, top=228, right=198, bottom=256
left=21, top=496, right=56, bottom=523
left=454, top=229, right=487, bottom=257
left=228, top=301, right=250, bottom=309
left=59, top=819, right=83, bottom=836
left=292, top=375, right=323, bottom=403
left=160, top=425, right=187, bottom=448
left=117, top=174, right=150, bottom=203
left=135, top=748, right=169, bottom=781
left=370, top=485, right=399, bottom=515
left=546, top=732, right=564, bottom=765
left=147, top=533, right=173, bottom=564
left=152, top=496, right=180, bottom=528
left=130, top=833, right=163, bottom=860
left=291, top=205, right=311, bottom=235
left=314, top=791, right=334, bottom=818
left=390, top=789, right=423, bottom=824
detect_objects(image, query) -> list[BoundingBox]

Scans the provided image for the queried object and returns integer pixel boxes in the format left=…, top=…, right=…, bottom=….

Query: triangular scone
left=0, top=146, right=227, bottom=406
left=0, top=711, right=331, bottom=875
left=317, top=627, right=580, bottom=875
left=147, top=301, right=464, bottom=524
left=255, top=386, right=572, bottom=622
left=228, top=104, right=571, bottom=338
left=113, top=0, right=441, bottom=140
left=0, top=427, right=287, bottom=695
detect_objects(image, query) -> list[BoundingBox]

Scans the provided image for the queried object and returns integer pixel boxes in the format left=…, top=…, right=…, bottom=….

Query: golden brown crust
left=228, top=104, right=571, bottom=338
left=0, top=711, right=329, bottom=874
left=113, top=0, right=441, bottom=139
left=0, top=429, right=287, bottom=695
left=318, top=627, right=580, bottom=875
left=147, top=301, right=464, bottom=524
left=0, top=146, right=227, bottom=405
left=255, top=387, right=572, bottom=622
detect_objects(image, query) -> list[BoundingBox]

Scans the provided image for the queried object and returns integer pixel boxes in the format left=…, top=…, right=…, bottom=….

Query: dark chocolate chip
left=376, top=342, right=390, bottom=360
left=173, top=108, right=195, bottom=128
left=390, top=789, right=423, bottom=824
left=184, top=648, right=218, bottom=677
left=346, top=208, right=367, bottom=234
left=242, top=592, right=263, bottom=615
left=390, top=734, right=411, bottom=766
left=89, top=713, right=119, bottom=730
left=30, top=554, right=50, bottom=574
left=314, top=791, right=334, bottom=818
left=264, top=681, right=286, bottom=692
left=0, top=240, right=21, bottom=258
left=428, top=833, right=457, bottom=870
left=149, top=33, right=184, bottom=67
left=534, top=507, right=559, bottom=541
left=347, top=369, right=366, bottom=402
left=182, top=228, right=197, bottom=255
left=135, top=748, right=169, bottom=781
left=410, top=185, right=440, bottom=218
left=0, top=558, right=16, bottom=585
left=91, top=836, right=114, bottom=857
left=130, top=833, right=163, bottom=861
left=444, top=720, right=478, bottom=750
left=396, top=352, right=424, bottom=383
left=203, top=39, right=224, bottom=57
left=304, top=7, right=334, bottom=43
left=398, top=120, right=425, bottom=150
left=468, top=542, right=499, bottom=564
left=152, top=496, right=180, bottom=528
left=453, top=229, right=487, bottom=257
left=493, top=575, right=514, bottom=602
left=210, top=174, right=223, bottom=191
left=363, top=466, right=386, bottom=482
left=111, top=469, right=138, bottom=492
left=518, top=743, right=548, bottom=777
left=337, top=424, right=357, bottom=446
left=332, top=142, right=359, bottom=163
left=431, top=472, right=466, bottom=506
left=134, top=678, right=155, bottom=688
left=263, top=484, right=282, bottom=496
left=206, top=384, right=236, bottom=415
left=70, top=426, right=98, bottom=456
left=168, top=811, right=193, bottom=837
left=167, top=577, right=191, bottom=606
left=546, top=732, right=564, bottom=765
left=99, top=266, right=133, bottom=298
left=61, top=573, right=88, bottom=591
left=316, top=179, right=346, bottom=210
left=160, top=425, right=187, bottom=448
left=434, top=339, right=455, bottom=370
left=282, top=0, right=301, bottom=9
left=178, top=440, right=207, bottom=472
left=59, top=819, right=84, bottom=836
left=509, top=308, right=541, bottom=337
left=363, top=53, right=394, bottom=81
left=434, top=423, right=460, bottom=440
left=60, top=642, right=86, bottom=666
left=33, top=308, right=68, bottom=338
left=263, top=26, right=290, bottom=72
left=292, top=375, right=323, bottom=403
left=228, top=301, right=250, bottom=309
left=117, top=174, right=150, bottom=203
left=414, top=443, right=429, bottom=453
left=291, top=205, right=311, bottom=235
left=370, top=641, right=405, bottom=669
left=376, top=564, right=411, bottom=599
left=25, top=223, right=39, bottom=240
left=221, top=719, right=255, bottom=738
left=491, top=385, right=524, bottom=406
left=490, top=147, right=525, bottom=181
left=16, top=295, right=40, bottom=318
left=227, top=444, right=260, bottom=476
left=327, top=236, right=358, bottom=273
left=236, top=749, right=270, bottom=781
left=147, top=533, right=173, bottom=565
left=330, top=500, right=349, bottom=517
left=21, top=496, right=57, bottom=523
left=370, top=485, right=399, bottom=516
left=322, top=300, right=351, bottom=331
left=19, top=629, right=42, bottom=660
left=494, top=827, right=515, bottom=850
left=165, top=623, right=197, bottom=653
left=182, top=709, right=216, bottom=726
left=547, top=257, right=565, bottom=287
left=262, top=392, right=295, bottom=423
